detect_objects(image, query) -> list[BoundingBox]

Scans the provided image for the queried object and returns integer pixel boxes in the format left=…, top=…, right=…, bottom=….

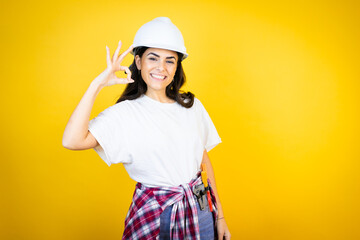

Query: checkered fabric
left=122, top=172, right=218, bottom=240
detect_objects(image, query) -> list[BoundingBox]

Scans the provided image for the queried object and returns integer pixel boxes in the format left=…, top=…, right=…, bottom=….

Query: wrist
left=89, top=80, right=104, bottom=93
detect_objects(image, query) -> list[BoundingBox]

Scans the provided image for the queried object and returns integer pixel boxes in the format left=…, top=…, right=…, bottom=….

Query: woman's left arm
left=202, top=149, right=231, bottom=240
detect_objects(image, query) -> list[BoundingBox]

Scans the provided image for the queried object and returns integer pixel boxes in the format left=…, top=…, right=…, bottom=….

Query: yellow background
left=1, top=0, right=359, bottom=239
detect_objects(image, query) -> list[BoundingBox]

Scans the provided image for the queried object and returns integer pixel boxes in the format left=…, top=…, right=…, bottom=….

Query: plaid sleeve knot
left=122, top=171, right=218, bottom=240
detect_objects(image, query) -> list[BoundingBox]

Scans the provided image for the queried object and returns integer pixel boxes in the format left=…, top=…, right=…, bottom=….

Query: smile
left=150, top=73, right=167, bottom=81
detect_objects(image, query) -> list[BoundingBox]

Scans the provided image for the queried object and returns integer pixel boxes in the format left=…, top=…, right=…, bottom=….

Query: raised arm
left=62, top=81, right=103, bottom=150
left=62, top=41, right=134, bottom=150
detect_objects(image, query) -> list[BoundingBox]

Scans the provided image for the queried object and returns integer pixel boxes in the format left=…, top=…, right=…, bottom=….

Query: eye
left=149, top=57, right=157, bottom=61
left=167, top=61, right=175, bottom=64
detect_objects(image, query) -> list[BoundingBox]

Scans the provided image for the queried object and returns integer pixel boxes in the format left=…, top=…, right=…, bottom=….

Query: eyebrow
left=147, top=52, right=177, bottom=60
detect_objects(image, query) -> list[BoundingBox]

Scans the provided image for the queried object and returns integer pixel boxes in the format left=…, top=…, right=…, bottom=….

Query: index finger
left=118, top=44, right=134, bottom=62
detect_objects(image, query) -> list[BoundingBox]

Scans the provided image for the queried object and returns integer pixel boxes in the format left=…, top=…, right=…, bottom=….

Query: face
left=135, top=48, right=178, bottom=95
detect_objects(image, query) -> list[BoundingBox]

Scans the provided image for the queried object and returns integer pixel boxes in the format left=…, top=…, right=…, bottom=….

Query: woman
left=62, top=17, right=230, bottom=239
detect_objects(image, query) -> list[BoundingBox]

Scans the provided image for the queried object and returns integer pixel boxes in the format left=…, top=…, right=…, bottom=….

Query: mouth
left=150, top=73, right=167, bottom=81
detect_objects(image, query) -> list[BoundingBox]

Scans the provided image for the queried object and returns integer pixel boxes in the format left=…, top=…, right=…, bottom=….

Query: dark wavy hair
left=115, top=46, right=195, bottom=108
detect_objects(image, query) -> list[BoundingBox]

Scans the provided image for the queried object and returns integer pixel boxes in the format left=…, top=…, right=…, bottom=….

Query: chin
left=146, top=81, right=172, bottom=90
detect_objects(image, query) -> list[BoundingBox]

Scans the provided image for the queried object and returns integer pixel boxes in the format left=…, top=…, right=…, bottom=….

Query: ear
left=135, top=55, right=141, bottom=70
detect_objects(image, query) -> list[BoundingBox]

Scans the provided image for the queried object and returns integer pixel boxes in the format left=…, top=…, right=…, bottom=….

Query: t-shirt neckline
left=142, top=94, right=177, bottom=107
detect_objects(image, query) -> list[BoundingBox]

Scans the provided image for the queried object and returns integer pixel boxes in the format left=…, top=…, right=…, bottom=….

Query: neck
left=145, top=91, right=175, bottom=103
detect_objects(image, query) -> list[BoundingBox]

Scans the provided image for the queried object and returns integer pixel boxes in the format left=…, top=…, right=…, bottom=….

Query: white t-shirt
left=88, top=93, right=221, bottom=187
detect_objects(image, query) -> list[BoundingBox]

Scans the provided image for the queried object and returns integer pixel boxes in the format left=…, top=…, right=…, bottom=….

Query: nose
left=156, top=59, right=166, bottom=71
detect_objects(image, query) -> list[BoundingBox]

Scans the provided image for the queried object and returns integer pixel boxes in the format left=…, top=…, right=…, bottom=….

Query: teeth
left=151, top=74, right=166, bottom=80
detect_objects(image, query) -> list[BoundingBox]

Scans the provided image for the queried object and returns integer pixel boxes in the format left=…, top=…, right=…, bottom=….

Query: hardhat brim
left=130, top=45, right=188, bottom=61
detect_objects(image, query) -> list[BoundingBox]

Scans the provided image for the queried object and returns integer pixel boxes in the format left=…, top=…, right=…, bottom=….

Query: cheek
left=170, top=66, right=177, bottom=75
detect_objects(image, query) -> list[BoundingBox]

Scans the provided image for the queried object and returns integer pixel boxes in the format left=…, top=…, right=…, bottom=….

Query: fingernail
left=119, top=40, right=121, bottom=45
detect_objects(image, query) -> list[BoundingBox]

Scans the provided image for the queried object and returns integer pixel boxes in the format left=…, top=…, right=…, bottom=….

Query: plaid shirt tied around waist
left=122, top=171, right=218, bottom=240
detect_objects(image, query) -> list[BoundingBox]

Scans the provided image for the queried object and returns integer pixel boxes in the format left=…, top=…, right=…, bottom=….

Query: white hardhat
left=130, top=17, right=188, bottom=61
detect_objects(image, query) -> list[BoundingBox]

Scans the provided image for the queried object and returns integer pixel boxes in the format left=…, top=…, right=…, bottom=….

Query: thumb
left=112, top=77, right=134, bottom=85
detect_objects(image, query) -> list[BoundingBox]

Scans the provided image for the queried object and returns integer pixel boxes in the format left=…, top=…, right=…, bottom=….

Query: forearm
left=62, top=81, right=103, bottom=148
left=201, top=150, right=225, bottom=218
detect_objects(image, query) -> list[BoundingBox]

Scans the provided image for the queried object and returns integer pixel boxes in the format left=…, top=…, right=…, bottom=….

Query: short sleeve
left=195, top=98, right=222, bottom=152
left=88, top=104, right=129, bottom=167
